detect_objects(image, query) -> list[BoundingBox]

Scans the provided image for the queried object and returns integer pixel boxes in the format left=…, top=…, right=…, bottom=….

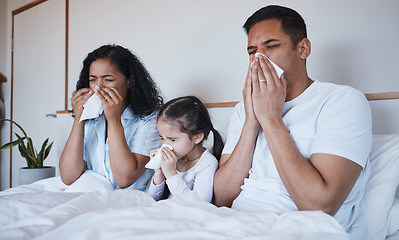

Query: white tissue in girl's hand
left=251, top=52, right=284, bottom=78
left=79, top=94, right=104, bottom=123
left=145, top=144, right=174, bottom=169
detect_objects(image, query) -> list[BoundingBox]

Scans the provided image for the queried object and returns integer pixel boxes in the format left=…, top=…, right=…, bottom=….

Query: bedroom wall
left=1, top=0, right=398, bottom=190
left=0, top=0, right=6, bottom=191
left=0, top=0, right=36, bottom=190
left=0, top=1, right=6, bottom=76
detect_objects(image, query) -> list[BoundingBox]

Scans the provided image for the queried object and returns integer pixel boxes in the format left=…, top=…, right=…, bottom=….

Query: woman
left=59, top=44, right=163, bottom=190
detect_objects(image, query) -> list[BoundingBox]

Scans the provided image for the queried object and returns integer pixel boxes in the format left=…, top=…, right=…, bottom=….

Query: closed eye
left=267, top=44, right=280, bottom=49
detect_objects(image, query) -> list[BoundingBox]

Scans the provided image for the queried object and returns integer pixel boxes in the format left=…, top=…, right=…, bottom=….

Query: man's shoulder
left=312, top=81, right=366, bottom=103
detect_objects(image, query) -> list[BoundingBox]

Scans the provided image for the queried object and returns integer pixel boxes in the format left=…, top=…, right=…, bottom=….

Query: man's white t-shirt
left=222, top=80, right=372, bottom=240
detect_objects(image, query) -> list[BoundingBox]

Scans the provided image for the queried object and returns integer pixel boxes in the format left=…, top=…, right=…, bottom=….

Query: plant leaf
left=26, top=137, right=37, bottom=160
left=37, top=138, right=48, bottom=164
left=0, top=139, right=21, bottom=150
left=38, top=139, right=51, bottom=168
left=19, top=144, right=35, bottom=168
left=43, top=141, right=54, bottom=161
left=0, top=119, right=29, bottom=138
left=17, top=142, right=29, bottom=159
left=15, top=134, right=28, bottom=157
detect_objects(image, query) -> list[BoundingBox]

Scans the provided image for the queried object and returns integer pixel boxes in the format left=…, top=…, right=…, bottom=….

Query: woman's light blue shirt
left=83, top=107, right=161, bottom=190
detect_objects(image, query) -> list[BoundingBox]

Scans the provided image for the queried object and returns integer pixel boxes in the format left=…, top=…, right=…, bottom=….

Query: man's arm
left=253, top=55, right=365, bottom=215
left=261, top=117, right=362, bottom=215
left=213, top=122, right=258, bottom=207
left=214, top=68, right=259, bottom=207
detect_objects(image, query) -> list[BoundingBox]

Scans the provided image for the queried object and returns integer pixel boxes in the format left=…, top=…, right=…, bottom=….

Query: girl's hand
left=71, top=88, right=94, bottom=122
left=152, top=168, right=165, bottom=185
left=160, top=147, right=178, bottom=179
left=149, top=149, right=158, bottom=160
left=94, top=86, right=125, bottom=123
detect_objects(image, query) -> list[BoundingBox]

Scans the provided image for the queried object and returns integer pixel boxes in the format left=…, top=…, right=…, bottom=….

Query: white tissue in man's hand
left=251, top=52, right=284, bottom=78
left=79, top=94, right=104, bottom=123
left=145, top=144, right=174, bottom=169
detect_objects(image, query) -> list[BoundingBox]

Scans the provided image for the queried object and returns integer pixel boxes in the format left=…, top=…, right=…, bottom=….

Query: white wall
left=0, top=0, right=7, bottom=191
left=1, top=0, right=398, bottom=190
left=0, top=0, right=33, bottom=190
left=0, top=1, right=7, bottom=76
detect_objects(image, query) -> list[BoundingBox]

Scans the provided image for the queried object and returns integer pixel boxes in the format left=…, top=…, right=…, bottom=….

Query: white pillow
left=363, top=134, right=399, bottom=240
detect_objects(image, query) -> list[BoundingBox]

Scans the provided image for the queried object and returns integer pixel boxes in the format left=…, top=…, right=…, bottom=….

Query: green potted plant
left=0, top=118, right=55, bottom=185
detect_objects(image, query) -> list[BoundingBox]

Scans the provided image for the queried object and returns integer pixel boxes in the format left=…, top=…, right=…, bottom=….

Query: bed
left=1, top=92, right=399, bottom=240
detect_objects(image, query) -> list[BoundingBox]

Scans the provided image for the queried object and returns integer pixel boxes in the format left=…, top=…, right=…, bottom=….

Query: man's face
left=247, top=19, right=300, bottom=76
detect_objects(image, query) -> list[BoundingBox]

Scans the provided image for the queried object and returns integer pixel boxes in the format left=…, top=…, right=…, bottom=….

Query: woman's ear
left=298, top=38, right=311, bottom=60
left=128, top=78, right=134, bottom=87
left=193, top=133, right=204, bottom=145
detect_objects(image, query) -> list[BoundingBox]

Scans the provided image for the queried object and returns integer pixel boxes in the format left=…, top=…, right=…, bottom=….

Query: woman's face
left=89, top=58, right=130, bottom=101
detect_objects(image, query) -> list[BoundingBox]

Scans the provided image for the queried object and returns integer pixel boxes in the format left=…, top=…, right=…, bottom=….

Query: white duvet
left=0, top=171, right=349, bottom=240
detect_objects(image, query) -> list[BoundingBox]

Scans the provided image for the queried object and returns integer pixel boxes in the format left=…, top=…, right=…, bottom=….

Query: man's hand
left=243, top=66, right=260, bottom=126
left=251, top=55, right=287, bottom=123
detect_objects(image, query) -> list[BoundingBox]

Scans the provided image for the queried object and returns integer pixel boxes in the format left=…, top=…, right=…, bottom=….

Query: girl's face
left=89, top=58, right=130, bottom=101
left=156, top=119, right=197, bottom=160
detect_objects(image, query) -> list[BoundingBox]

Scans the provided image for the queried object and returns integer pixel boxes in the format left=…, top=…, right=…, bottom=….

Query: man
left=213, top=5, right=372, bottom=239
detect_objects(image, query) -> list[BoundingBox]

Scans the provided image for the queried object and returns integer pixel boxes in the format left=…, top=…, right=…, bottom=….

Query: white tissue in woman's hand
left=79, top=94, right=104, bottom=123
left=145, top=144, right=174, bottom=169
left=251, top=52, right=284, bottom=78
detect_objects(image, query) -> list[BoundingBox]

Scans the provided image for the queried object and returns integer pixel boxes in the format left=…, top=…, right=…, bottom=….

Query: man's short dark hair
left=243, top=5, right=307, bottom=48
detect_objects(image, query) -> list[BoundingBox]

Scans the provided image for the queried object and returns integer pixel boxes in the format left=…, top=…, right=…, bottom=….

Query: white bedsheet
left=0, top=171, right=349, bottom=240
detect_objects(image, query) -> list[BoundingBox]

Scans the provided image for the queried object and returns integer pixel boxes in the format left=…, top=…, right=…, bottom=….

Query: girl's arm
left=162, top=150, right=218, bottom=202
left=167, top=163, right=218, bottom=202
left=146, top=169, right=165, bottom=201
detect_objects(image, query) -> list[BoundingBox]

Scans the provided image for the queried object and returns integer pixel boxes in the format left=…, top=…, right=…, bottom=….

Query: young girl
left=146, top=96, right=224, bottom=202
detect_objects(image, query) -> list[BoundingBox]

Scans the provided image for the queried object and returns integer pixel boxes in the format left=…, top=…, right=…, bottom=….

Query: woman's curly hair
left=75, top=44, right=163, bottom=118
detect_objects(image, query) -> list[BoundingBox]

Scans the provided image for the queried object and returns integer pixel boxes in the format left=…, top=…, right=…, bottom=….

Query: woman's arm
left=97, top=87, right=152, bottom=188
left=107, top=120, right=150, bottom=188
left=59, top=88, right=93, bottom=185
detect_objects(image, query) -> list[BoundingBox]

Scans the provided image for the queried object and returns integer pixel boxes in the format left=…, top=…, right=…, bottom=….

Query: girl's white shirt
left=146, top=149, right=218, bottom=202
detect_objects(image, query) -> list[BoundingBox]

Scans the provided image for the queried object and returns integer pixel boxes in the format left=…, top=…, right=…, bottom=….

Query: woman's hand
left=159, top=147, right=178, bottom=179
left=94, top=86, right=125, bottom=123
left=251, top=55, right=287, bottom=123
left=71, top=88, right=94, bottom=122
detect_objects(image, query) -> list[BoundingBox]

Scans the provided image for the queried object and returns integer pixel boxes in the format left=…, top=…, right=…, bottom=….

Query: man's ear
left=193, top=132, right=204, bottom=145
left=298, top=38, right=311, bottom=60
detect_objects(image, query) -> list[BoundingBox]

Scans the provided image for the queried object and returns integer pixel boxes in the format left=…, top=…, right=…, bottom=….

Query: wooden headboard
left=204, top=91, right=399, bottom=108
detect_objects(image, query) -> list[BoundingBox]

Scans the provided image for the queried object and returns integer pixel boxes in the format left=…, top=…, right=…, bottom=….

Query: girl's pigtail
left=211, top=127, right=224, bottom=161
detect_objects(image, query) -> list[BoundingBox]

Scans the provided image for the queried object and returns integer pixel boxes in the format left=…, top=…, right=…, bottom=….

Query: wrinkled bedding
left=0, top=171, right=349, bottom=240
